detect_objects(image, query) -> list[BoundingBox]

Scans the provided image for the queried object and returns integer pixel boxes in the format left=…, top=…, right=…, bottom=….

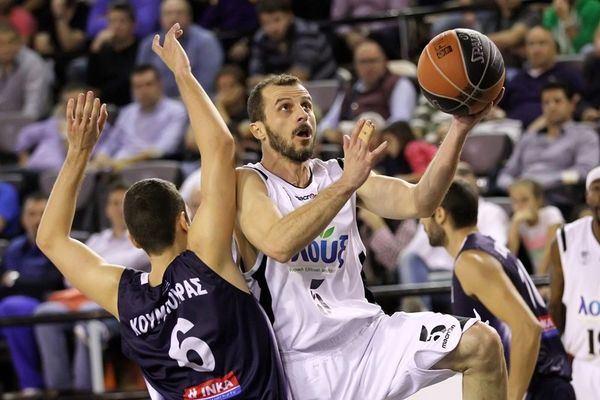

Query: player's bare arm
left=456, top=250, right=542, bottom=400
left=236, top=119, right=387, bottom=265
left=37, top=92, right=124, bottom=318
left=153, top=24, right=242, bottom=287
left=549, top=237, right=566, bottom=333
left=357, top=90, right=504, bottom=219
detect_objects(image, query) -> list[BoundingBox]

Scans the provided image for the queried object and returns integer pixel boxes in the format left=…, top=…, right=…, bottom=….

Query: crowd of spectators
left=0, top=0, right=600, bottom=396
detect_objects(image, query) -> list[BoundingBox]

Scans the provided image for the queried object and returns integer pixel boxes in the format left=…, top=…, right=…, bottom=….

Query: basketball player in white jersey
left=549, top=166, right=600, bottom=400
left=234, top=74, right=507, bottom=399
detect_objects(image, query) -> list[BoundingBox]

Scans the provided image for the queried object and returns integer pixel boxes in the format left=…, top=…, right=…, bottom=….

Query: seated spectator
left=499, top=25, right=584, bottom=129
left=0, top=0, right=35, bottom=40
left=15, top=83, right=102, bottom=172
left=399, top=162, right=509, bottom=311
left=32, top=0, right=88, bottom=86
left=374, top=120, right=437, bottom=183
left=543, top=0, right=600, bottom=54
left=34, top=182, right=149, bottom=394
left=330, top=0, right=409, bottom=60
left=319, top=40, right=417, bottom=139
left=507, top=178, right=564, bottom=275
left=248, top=0, right=337, bottom=85
left=0, top=181, right=19, bottom=238
left=86, top=0, right=159, bottom=40
left=497, top=81, right=599, bottom=208
left=486, top=0, right=543, bottom=67
left=582, top=24, right=600, bottom=121
left=87, top=0, right=138, bottom=106
left=137, top=0, right=223, bottom=97
left=0, top=21, right=53, bottom=120
left=0, top=193, right=63, bottom=395
left=198, top=0, right=258, bottom=57
left=94, top=64, right=187, bottom=171
left=214, top=65, right=250, bottom=137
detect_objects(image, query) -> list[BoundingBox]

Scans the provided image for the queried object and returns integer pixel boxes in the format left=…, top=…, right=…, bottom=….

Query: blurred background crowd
left=0, top=0, right=599, bottom=396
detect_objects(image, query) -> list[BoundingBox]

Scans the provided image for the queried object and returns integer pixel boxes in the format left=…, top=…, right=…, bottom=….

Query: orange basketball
left=417, top=29, right=505, bottom=116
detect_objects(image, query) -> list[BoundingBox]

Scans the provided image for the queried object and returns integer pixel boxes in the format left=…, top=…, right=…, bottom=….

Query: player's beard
left=425, top=221, right=447, bottom=248
left=265, top=124, right=314, bottom=163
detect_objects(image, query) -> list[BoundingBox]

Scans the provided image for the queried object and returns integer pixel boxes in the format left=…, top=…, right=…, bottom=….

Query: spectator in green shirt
left=543, top=0, right=600, bottom=54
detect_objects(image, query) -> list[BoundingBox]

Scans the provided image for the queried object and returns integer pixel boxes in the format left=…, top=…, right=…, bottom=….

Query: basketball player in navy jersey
left=421, top=180, right=574, bottom=400
left=234, top=72, right=508, bottom=398
left=36, top=24, right=288, bottom=399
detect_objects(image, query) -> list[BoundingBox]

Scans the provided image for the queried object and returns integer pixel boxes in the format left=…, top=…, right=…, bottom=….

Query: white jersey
left=557, top=216, right=600, bottom=365
left=243, top=159, right=383, bottom=355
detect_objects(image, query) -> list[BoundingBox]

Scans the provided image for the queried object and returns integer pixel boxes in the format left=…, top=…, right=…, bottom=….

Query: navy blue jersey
left=118, top=250, right=288, bottom=400
left=453, top=233, right=571, bottom=381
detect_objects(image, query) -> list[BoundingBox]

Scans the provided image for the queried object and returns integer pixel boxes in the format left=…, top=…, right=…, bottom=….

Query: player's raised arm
left=36, top=92, right=124, bottom=318
left=357, top=91, right=503, bottom=219
left=152, top=24, right=236, bottom=271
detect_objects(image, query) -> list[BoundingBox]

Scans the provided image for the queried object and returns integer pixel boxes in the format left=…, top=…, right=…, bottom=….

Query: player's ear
left=178, top=211, right=190, bottom=232
left=249, top=121, right=266, bottom=141
left=434, top=207, right=447, bottom=224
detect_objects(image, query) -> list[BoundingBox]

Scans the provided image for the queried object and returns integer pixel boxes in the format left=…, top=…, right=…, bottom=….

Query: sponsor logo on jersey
left=295, top=193, right=316, bottom=201
left=578, top=296, right=600, bottom=318
left=184, top=371, right=242, bottom=399
left=290, top=226, right=348, bottom=271
left=419, top=324, right=456, bottom=349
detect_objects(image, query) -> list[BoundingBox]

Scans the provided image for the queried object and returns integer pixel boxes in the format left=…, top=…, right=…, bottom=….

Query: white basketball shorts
left=283, top=311, right=477, bottom=400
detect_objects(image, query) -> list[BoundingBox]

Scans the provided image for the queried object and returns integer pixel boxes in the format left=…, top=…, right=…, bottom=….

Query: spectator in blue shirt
left=93, top=64, right=187, bottom=171
left=0, top=182, right=19, bottom=238
left=0, top=193, right=64, bottom=395
left=137, top=0, right=223, bottom=97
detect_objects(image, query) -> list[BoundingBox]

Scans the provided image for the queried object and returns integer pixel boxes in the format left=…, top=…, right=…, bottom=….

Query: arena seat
left=302, top=80, right=340, bottom=114
left=39, top=169, right=99, bottom=231
left=461, top=133, right=512, bottom=176
left=0, top=115, right=34, bottom=159
left=119, top=160, right=182, bottom=186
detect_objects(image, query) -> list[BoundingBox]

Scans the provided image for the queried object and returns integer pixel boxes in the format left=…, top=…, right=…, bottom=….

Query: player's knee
left=462, top=322, right=504, bottom=373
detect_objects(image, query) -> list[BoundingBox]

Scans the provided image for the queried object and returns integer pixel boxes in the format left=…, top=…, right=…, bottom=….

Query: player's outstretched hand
left=152, top=23, right=190, bottom=76
left=65, top=91, right=108, bottom=153
left=340, top=119, right=388, bottom=190
left=453, top=87, right=505, bottom=133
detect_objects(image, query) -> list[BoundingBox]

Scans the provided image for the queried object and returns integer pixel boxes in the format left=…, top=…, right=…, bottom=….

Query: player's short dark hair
left=440, top=180, right=479, bottom=229
left=256, top=0, right=292, bottom=14
left=131, top=64, right=161, bottom=81
left=509, top=178, right=544, bottom=201
left=108, top=0, right=136, bottom=21
left=123, top=179, right=186, bottom=255
left=247, top=74, right=301, bottom=122
left=541, top=81, right=575, bottom=100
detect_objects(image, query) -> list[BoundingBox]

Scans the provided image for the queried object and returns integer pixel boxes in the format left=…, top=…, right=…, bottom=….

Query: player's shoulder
left=456, top=248, right=501, bottom=275
left=562, top=216, right=592, bottom=237
left=236, top=164, right=269, bottom=188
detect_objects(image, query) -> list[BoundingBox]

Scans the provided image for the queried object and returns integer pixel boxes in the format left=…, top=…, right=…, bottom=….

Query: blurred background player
left=549, top=165, right=600, bottom=400
left=421, top=180, right=574, bottom=400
